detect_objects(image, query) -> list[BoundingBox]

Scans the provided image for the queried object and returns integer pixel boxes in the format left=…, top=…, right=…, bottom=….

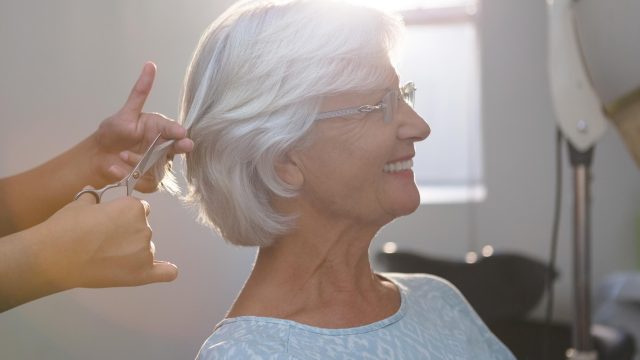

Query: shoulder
left=383, top=272, right=476, bottom=320
left=382, top=272, right=478, bottom=314
left=381, top=272, right=463, bottom=298
left=196, top=318, right=298, bottom=360
left=382, top=272, right=516, bottom=359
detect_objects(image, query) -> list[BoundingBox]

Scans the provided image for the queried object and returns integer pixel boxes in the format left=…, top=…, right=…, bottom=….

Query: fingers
left=117, top=151, right=160, bottom=192
left=113, top=197, right=151, bottom=221
left=140, top=199, right=151, bottom=217
left=119, top=149, right=143, bottom=166
left=121, top=61, right=156, bottom=115
left=119, top=143, right=183, bottom=194
left=106, top=164, right=129, bottom=180
left=157, top=116, right=187, bottom=140
left=120, top=141, right=191, bottom=166
left=172, top=137, right=195, bottom=154
left=117, top=135, right=191, bottom=185
left=145, top=261, right=179, bottom=283
left=139, top=112, right=192, bottom=144
left=80, top=195, right=178, bottom=287
left=98, top=260, right=178, bottom=287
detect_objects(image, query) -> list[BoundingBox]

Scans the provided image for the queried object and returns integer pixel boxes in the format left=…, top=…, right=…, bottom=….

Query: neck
left=227, top=216, right=399, bottom=328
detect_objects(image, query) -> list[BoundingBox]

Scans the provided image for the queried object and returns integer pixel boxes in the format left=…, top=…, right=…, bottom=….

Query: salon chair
left=375, top=251, right=552, bottom=323
left=375, top=251, right=635, bottom=360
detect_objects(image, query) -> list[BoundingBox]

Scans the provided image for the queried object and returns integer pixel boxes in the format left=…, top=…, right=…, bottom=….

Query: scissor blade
left=140, top=140, right=173, bottom=175
left=125, top=135, right=173, bottom=195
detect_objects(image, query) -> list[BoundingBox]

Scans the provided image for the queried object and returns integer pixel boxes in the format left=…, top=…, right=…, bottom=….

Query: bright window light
left=350, top=0, right=475, bottom=12
left=393, top=0, right=484, bottom=204
left=347, top=0, right=485, bottom=204
left=399, top=20, right=484, bottom=204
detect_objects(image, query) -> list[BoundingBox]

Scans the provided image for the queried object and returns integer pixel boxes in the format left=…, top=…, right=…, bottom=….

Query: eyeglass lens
left=383, top=83, right=415, bottom=123
left=401, top=83, right=416, bottom=108
left=384, top=90, right=396, bottom=123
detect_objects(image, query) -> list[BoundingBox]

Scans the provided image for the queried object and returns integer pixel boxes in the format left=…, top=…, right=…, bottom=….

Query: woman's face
left=291, top=71, right=431, bottom=227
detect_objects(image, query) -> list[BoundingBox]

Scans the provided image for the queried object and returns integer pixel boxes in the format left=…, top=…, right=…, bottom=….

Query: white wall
left=1, top=1, right=638, bottom=359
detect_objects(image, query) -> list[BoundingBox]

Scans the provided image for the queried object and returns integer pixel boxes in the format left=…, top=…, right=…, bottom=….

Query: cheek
left=299, top=141, right=382, bottom=202
left=299, top=123, right=398, bottom=198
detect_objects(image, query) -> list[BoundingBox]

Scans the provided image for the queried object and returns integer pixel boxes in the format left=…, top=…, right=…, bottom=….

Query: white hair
left=179, top=0, right=405, bottom=246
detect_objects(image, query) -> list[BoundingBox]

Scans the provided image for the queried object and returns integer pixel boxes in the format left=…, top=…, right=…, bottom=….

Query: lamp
left=547, top=0, right=640, bottom=359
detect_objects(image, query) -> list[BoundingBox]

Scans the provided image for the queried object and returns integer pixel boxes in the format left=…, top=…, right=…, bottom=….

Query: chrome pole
left=566, top=144, right=597, bottom=360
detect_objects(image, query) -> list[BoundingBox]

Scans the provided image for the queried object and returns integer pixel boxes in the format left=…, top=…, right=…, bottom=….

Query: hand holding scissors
left=0, top=62, right=186, bottom=312
left=75, top=134, right=174, bottom=202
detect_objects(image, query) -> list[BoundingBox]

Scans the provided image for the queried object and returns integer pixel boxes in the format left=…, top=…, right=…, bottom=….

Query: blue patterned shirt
left=197, top=273, right=516, bottom=359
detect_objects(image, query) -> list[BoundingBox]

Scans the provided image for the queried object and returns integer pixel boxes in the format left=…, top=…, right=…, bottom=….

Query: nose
left=397, top=104, right=430, bottom=142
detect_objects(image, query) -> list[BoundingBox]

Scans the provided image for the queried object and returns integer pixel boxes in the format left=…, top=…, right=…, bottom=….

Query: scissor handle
left=73, top=183, right=121, bottom=203
left=73, top=134, right=166, bottom=203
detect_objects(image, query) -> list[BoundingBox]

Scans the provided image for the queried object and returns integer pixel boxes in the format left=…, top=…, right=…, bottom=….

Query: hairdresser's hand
left=36, top=189, right=178, bottom=290
left=90, top=62, right=194, bottom=192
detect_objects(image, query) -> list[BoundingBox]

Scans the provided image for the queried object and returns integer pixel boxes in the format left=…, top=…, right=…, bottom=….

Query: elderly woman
left=180, top=0, right=515, bottom=358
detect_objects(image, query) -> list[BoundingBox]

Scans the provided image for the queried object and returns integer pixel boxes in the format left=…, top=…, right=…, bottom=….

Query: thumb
left=144, top=261, right=178, bottom=284
left=74, top=186, right=99, bottom=204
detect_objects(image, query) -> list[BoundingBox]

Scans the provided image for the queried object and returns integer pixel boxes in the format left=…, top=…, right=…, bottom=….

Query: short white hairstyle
left=180, top=0, right=404, bottom=246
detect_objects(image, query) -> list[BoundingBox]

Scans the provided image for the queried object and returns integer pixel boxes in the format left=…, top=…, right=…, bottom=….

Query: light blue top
left=196, top=273, right=516, bottom=359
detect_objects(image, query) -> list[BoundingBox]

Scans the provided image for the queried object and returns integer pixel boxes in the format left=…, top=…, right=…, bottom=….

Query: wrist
left=37, top=133, right=108, bottom=193
left=10, top=222, right=75, bottom=299
left=81, top=131, right=114, bottom=188
left=29, top=217, right=81, bottom=292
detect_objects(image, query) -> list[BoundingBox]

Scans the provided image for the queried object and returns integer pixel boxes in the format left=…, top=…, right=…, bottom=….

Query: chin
left=390, top=189, right=421, bottom=217
left=403, top=199, right=421, bottom=215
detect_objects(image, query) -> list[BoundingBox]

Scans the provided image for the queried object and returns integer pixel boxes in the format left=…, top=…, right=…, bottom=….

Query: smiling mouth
left=383, top=159, right=413, bottom=173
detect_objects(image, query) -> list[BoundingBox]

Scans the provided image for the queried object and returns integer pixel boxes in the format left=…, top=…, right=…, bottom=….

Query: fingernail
left=108, top=165, right=126, bottom=178
left=119, top=151, right=129, bottom=161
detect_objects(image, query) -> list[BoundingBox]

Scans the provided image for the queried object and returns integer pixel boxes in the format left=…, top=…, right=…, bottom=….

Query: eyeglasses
left=315, top=82, right=416, bottom=123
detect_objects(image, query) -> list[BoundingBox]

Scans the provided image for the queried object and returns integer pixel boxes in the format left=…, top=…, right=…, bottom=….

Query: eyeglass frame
left=315, top=82, right=416, bottom=123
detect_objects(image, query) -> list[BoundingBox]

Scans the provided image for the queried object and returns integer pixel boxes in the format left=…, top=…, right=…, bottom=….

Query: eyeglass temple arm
left=316, top=104, right=385, bottom=120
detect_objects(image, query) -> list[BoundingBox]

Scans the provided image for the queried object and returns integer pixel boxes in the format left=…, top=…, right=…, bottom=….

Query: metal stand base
left=566, top=348, right=598, bottom=360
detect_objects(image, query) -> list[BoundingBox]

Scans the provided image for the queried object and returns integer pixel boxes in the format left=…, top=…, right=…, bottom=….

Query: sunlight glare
left=345, top=0, right=476, bottom=12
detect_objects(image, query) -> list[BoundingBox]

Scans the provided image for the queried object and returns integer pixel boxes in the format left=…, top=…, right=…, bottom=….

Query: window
left=358, top=0, right=485, bottom=204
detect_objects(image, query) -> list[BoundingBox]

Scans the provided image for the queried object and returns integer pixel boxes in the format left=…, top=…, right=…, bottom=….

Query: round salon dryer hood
left=573, top=0, right=640, bottom=106
left=548, top=0, right=640, bottom=165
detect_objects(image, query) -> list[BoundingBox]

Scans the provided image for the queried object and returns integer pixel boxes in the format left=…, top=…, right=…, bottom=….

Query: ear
left=275, top=152, right=304, bottom=188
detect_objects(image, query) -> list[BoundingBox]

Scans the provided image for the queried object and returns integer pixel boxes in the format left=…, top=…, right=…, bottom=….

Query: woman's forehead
left=371, top=68, right=399, bottom=90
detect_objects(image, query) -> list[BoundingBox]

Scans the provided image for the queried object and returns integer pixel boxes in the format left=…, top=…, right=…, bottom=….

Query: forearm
left=0, top=133, right=106, bottom=236
left=0, top=192, right=176, bottom=313
left=0, top=224, right=68, bottom=312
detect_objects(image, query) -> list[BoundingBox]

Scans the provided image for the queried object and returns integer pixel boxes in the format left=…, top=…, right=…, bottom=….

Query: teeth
left=383, top=159, right=413, bottom=173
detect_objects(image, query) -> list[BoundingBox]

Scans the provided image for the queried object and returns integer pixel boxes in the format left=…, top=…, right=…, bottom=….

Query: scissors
left=74, top=134, right=174, bottom=203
